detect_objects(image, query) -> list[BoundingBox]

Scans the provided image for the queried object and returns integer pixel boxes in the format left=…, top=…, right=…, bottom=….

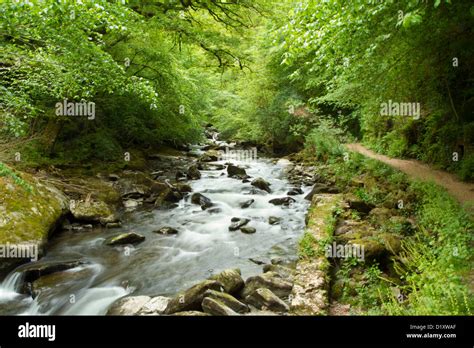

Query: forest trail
left=346, top=143, right=474, bottom=207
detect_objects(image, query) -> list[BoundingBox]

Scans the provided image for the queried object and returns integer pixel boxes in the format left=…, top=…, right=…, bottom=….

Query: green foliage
left=0, top=0, right=263, bottom=163
left=304, top=118, right=345, bottom=162
left=0, top=162, right=31, bottom=191
left=298, top=231, right=317, bottom=259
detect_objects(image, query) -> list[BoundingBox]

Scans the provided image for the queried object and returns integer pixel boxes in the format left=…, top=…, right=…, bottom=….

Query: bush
left=304, top=118, right=344, bottom=162
left=458, top=153, right=474, bottom=181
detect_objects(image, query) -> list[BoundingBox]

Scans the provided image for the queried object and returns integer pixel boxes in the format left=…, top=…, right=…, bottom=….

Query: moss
left=0, top=168, right=67, bottom=245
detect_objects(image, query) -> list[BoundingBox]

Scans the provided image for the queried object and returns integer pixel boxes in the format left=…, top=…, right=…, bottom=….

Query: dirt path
left=345, top=143, right=474, bottom=207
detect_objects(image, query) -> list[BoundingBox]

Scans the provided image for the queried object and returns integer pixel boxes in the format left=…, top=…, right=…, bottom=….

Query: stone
left=201, top=297, right=238, bottom=316
left=164, top=280, right=223, bottom=314
left=175, top=170, right=187, bottom=182
left=203, top=290, right=249, bottom=313
left=191, top=193, right=214, bottom=210
left=287, top=187, right=303, bottom=195
left=187, top=165, right=201, bottom=180
left=155, top=188, right=183, bottom=207
left=16, top=259, right=86, bottom=285
left=245, top=288, right=289, bottom=312
left=262, top=264, right=296, bottom=281
left=107, top=296, right=151, bottom=315
left=208, top=269, right=244, bottom=295
left=240, top=272, right=293, bottom=299
left=251, top=178, right=271, bottom=193
left=176, top=183, right=193, bottom=193
left=268, top=216, right=281, bottom=225
left=199, top=150, right=220, bottom=162
left=239, top=199, right=255, bottom=209
left=379, top=233, right=402, bottom=255
left=70, top=200, right=116, bottom=224
left=153, top=227, right=179, bottom=235
left=30, top=267, right=92, bottom=298
left=240, top=227, right=256, bottom=234
left=105, top=232, right=145, bottom=246
left=349, top=238, right=386, bottom=259
left=227, top=164, right=247, bottom=178
left=123, top=199, right=140, bottom=208
left=268, top=197, right=296, bottom=206
left=305, top=184, right=340, bottom=200
left=138, top=296, right=171, bottom=315
left=228, top=218, right=250, bottom=231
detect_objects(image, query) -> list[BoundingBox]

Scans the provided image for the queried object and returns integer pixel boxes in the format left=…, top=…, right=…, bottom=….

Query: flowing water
left=0, top=153, right=310, bottom=315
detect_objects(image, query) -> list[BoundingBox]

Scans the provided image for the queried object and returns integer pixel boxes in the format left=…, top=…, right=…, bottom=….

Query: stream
left=0, top=147, right=310, bottom=315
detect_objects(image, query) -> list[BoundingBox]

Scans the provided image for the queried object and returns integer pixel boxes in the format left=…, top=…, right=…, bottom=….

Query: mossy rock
left=70, top=200, right=116, bottom=224
left=378, top=233, right=402, bottom=255
left=0, top=168, right=69, bottom=250
left=349, top=238, right=386, bottom=260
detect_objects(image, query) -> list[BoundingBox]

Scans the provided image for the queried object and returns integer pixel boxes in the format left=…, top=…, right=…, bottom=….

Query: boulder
left=30, top=267, right=92, bottom=298
left=240, top=227, right=256, bottom=234
left=70, top=200, right=116, bottom=225
left=16, top=259, right=86, bottom=285
left=251, top=178, right=271, bottom=193
left=262, top=264, right=296, bottom=281
left=203, top=290, right=249, bottom=313
left=305, top=184, right=340, bottom=200
left=191, top=193, right=214, bottom=210
left=175, top=183, right=193, bottom=193
left=208, top=269, right=244, bottom=295
left=105, top=232, right=145, bottom=246
left=199, top=150, right=220, bottom=162
left=268, top=216, right=281, bottom=225
left=239, top=199, right=255, bottom=209
left=287, top=187, right=303, bottom=196
left=228, top=217, right=250, bottom=231
left=153, top=227, right=179, bottom=235
left=123, top=199, right=140, bottom=209
left=245, top=288, right=289, bottom=312
left=107, top=296, right=151, bottom=315
left=138, top=296, right=171, bottom=315
left=175, top=170, right=187, bottom=182
left=201, top=297, right=238, bottom=316
left=379, top=233, right=402, bottom=255
left=227, top=165, right=247, bottom=178
left=187, top=165, right=201, bottom=180
left=116, top=172, right=155, bottom=198
left=240, top=272, right=293, bottom=299
left=268, top=197, right=296, bottom=206
left=164, top=280, right=223, bottom=314
left=349, top=238, right=386, bottom=259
